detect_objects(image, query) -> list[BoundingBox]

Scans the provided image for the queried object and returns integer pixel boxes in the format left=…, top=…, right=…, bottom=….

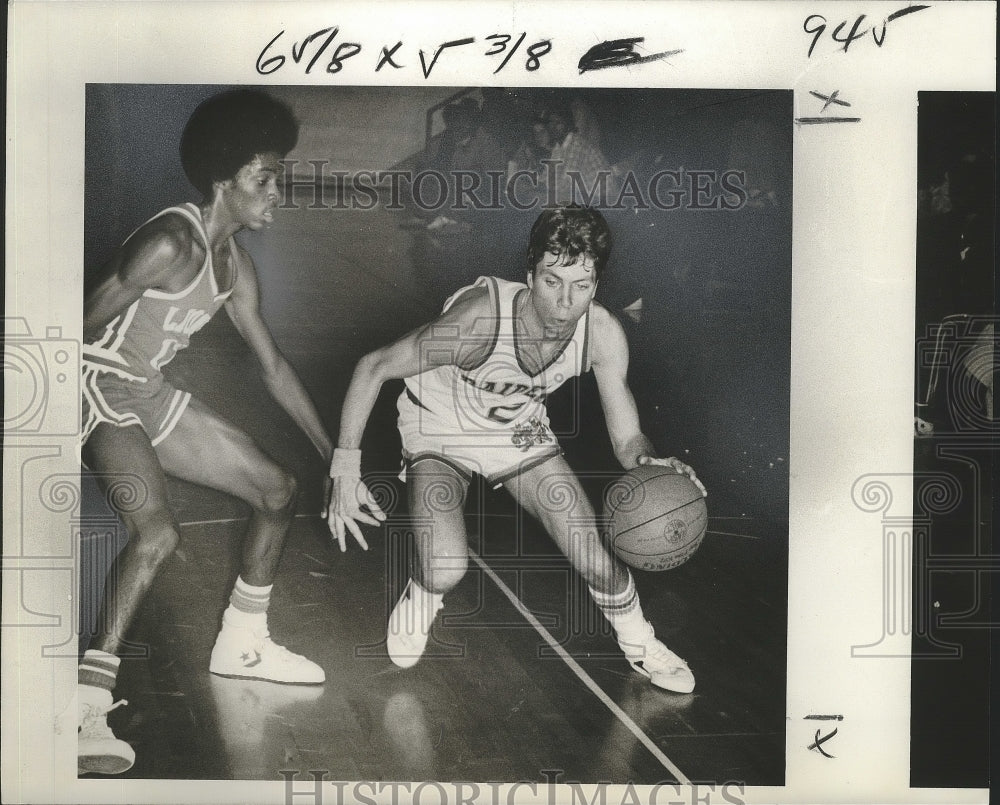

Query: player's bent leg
left=79, top=422, right=179, bottom=774
left=152, top=398, right=322, bottom=685
left=506, top=457, right=694, bottom=693
left=155, top=398, right=297, bottom=585
left=503, top=455, right=625, bottom=594
left=388, top=458, right=470, bottom=668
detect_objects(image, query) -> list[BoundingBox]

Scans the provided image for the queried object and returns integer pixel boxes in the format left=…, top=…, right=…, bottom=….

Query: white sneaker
left=75, top=685, right=135, bottom=775
left=209, top=623, right=325, bottom=685
left=386, top=579, right=444, bottom=669
left=620, top=623, right=696, bottom=694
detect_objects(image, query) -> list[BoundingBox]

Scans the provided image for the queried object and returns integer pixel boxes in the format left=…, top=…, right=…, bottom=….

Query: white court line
left=178, top=514, right=314, bottom=527
left=468, top=549, right=691, bottom=785
left=706, top=529, right=762, bottom=540
left=180, top=514, right=762, bottom=542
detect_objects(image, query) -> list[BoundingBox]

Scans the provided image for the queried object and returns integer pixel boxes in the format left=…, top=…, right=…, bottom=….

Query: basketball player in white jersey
left=328, top=206, right=707, bottom=694
left=75, top=90, right=332, bottom=774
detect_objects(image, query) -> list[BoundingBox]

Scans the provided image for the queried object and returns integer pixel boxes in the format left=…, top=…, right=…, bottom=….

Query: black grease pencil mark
left=794, top=117, right=862, bottom=125
left=578, top=38, right=683, bottom=73
left=809, top=90, right=852, bottom=112
left=887, top=5, right=930, bottom=23
left=804, top=4, right=931, bottom=58
left=418, top=37, right=475, bottom=79
left=376, top=42, right=404, bottom=71
left=808, top=728, right=839, bottom=758
left=493, top=32, right=526, bottom=73
left=804, top=714, right=845, bottom=721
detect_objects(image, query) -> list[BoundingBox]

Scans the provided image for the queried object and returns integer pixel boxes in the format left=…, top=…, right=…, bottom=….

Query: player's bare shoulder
left=588, top=301, right=629, bottom=369
left=429, top=284, right=495, bottom=369
left=435, top=284, right=493, bottom=331
left=115, top=210, right=206, bottom=292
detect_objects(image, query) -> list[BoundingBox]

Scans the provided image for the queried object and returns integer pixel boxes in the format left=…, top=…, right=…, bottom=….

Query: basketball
left=604, top=464, right=708, bottom=571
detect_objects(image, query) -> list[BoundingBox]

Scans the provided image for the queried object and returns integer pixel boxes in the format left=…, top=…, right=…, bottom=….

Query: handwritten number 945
left=804, top=6, right=929, bottom=58
left=485, top=34, right=552, bottom=73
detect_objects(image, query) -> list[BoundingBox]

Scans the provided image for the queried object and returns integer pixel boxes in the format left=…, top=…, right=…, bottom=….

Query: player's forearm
left=262, top=360, right=333, bottom=462
left=336, top=352, right=385, bottom=450
left=614, top=432, right=658, bottom=469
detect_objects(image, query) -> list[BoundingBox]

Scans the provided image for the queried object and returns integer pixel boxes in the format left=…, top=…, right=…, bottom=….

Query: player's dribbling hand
left=638, top=455, right=708, bottom=497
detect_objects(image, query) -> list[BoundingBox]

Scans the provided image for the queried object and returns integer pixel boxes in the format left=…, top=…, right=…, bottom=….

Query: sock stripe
left=234, top=590, right=270, bottom=601
left=77, top=655, right=121, bottom=690
left=79, top=670, right=115, bottom=691
left=230, top=582, right=272, bottom=614
left=234, top=578, right=273, bottom=595
left=229, top=596, right=270, bottom=614
left=230, top=576, right=273, bottom=613
left=589, top=573, right=637, bottom=604
left=80, top=657, right=121, bottom=676
left=590, top=571, right=642, bottom=629
left=598, top=598, right=639, bottom=615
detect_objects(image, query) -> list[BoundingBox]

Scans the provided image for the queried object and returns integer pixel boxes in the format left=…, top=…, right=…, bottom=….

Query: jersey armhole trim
left=140, top=204, right=214, bottom=301
left=461, top=276, right=502, bottom=372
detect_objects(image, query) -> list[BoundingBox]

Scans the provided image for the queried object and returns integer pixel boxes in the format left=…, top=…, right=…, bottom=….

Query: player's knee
left=129, top=515, right=180, bottom=569
left=256, top=465, right=298, bottom=514
left=414, top=474, right=467, bottom=516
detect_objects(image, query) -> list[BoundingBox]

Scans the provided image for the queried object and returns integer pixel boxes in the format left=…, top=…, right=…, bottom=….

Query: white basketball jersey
left=403, top=276, right=592, bottom=432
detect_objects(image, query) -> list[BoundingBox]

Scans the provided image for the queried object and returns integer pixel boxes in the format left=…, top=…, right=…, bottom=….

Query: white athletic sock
left=588, top=571, right=652, bottom=645
left=79, top=649, right=120, bottom=692
left=222, top=576, right=272, bottom=631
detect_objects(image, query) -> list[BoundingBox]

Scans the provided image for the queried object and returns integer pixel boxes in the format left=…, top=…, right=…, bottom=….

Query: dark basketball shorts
left=81, top=364, right=191, bottom=447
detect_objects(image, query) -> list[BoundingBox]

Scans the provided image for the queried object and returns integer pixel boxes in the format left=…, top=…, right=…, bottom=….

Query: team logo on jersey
left=163, top=306, right=211, bottom=336
left=511, top=417, right=553, bottom=452
left=461, top=373, right=547, bottom=402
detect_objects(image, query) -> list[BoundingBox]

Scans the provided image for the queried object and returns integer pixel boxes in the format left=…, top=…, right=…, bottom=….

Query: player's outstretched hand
left=325, top=448, right=386, bottom=552
left=638, top=455, right=708, bottom=497
left=325, top=477, right=386, bottom=552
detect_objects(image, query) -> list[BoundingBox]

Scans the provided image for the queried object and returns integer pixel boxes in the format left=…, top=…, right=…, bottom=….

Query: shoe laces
left=641, top=640, right=688, bottom=671
left=79, top=698, right=128, bottom=737
left=257, top=633, right=301, bottom=663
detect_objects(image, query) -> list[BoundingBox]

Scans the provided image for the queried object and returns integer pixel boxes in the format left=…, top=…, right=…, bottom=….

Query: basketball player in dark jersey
left=327, top=206, right=707, bottom=694
left=74, top=90, right=332, bottom=775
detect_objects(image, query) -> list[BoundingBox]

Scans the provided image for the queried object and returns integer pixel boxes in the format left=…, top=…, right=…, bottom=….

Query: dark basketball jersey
left=82, top=203, right=234, bottom=382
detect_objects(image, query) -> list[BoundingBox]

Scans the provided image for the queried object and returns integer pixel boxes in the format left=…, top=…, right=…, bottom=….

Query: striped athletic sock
left=79, top=649, right=120, bottom=692
left=222, top=577, right=272, bottom=629
left=589, top=571, right=650, bottom=643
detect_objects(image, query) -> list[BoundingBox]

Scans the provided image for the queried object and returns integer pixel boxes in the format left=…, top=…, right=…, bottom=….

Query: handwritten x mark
left=809, top=90, right=852, bottom=113
left=808, top=727, right=839, bottom=758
